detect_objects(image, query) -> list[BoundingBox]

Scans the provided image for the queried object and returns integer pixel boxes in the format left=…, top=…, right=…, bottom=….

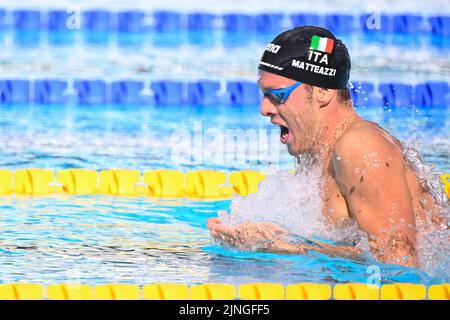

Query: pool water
left=0, top=195, right=437, bottom=285
left=0, top=0, right=449, bottom=287
left=0, top=103, right=448, bottom=286
left=0, top=104, right=448, bottom=172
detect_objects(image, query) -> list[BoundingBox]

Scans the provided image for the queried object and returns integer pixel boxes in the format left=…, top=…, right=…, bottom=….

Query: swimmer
left=207, top=26, right=448, bottom=268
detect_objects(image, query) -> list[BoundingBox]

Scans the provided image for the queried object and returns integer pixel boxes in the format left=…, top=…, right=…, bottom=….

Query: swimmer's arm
left=267, top=235, right=361, bottom=260
left=333, top=128, right=418, bottom=267
left=208, top=218, right=361, bottom=259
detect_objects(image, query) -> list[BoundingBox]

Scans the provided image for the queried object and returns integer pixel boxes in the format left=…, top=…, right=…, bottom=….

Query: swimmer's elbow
left=378, top=250, right=419, bottom=268
left=267, top=239, right=309, bottom=254
left=273, top=240, right=362, bottom=260
left=369, top=231, right=419, bottom=268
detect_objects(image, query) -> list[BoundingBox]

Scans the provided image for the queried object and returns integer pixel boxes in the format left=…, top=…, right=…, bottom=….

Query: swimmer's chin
left=286, top=144, right=305, bottom=156
left=287, top=147, right=297, bottom=156
left=284, top=137, right=306, bottom=156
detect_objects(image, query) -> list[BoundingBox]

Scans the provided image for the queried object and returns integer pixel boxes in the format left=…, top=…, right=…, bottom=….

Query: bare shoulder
left=333, top=122, right=403, bottom=161
left=332, top=122, right=406, bottom=182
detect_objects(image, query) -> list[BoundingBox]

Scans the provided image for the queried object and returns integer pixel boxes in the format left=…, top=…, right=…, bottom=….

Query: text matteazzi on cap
left=258, top=26, right=351, bottom=89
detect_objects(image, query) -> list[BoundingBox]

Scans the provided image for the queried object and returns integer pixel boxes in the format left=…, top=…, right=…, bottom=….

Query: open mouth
left=279, top=125, right=289, bottom=144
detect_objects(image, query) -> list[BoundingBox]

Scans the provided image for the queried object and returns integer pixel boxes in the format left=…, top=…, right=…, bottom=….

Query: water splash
left=221, top=146, right=449, bottom=282
left=403, top=145, right=448, bottom=206
left=403, top=144, right=450, bottom=282
left=221, top=154, right=362, bottom=242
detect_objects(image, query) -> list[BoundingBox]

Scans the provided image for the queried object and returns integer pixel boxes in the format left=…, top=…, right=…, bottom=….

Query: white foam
left=222, top=145, right=449, bottom=280
left=403, top=144, right=450, bottom=281
left=221, top=154, right=362, bottom=241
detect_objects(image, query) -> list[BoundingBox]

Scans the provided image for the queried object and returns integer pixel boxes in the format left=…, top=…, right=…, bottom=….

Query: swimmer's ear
left=313, top=87, right=335, bottom=108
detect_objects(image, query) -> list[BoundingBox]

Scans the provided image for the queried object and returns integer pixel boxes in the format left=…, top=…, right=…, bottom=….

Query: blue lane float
left=226, top=81, right=261, bottom=105
left=187, top=80, right=222, bottom=106
left=379, top=83, right=415, bottom=108
left=82, top=10, right=111, bottom=32
left=223, top=13, right=256, bottom=32
left=0, top=79, right=448, bottom=107
left=1, top=8, right=448, bottom=39
left=151, top=81, right=184, bottom=105
left=0, top=9, right=5, bottom=30
left=118, top=11, right=146, bottom=33
left=324, top=14, right=354, bottom=34
left=359, top=14, right=392, bottom=33
left=349, top=82, right=376, bottom=107
left=13, top=10, right=41, bottom=31
left=392, top=14, right=424, bottom=34
left=111, top=80, right=145, bottom=104
left=414, top=81, right=450, bottom=107
left=428, top=16, right=450, bottom=37
left=153, top=11, right=182, bottom=32
left=74, top=80, right=107, bottom=105
left=291, top=13, right=321, bottom=28
left=255, top=13, right=284, bottom=34
left=33, top=80, right=68, bottom=104
left=0, top=79, right=30, bottom=104
left=47, top=10, right=71, bottom=31
left=187, top=13, right=216, bottom=31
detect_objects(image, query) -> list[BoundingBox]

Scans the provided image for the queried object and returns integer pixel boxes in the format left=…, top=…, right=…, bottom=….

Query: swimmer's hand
left=207, top=217, right=361, bottom=259
left=207, top=217, right=305, bottom=253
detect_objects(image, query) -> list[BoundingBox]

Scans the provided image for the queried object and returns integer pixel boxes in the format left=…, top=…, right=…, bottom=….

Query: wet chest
left=322, top=175, right=351, bottom=224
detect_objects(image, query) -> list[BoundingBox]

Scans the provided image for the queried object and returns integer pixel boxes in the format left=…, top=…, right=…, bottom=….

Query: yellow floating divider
left=333, top=283, right=379, bottom=300
left=13, top=169, right=55, bottom=195
left=185, top=170, right=233, bottom=198
left=380, top=283, right=426, bottom=300
left=0, top=283, right=44, bottom=300
left=57, top=169, right=98, bottom=195
left=190, top=284, right=236, bottom=300
left=99, top=169, right=141, bottom=196
left=143, top=284, right=189, bottom=300
left=144, top=170, right=184, bottom=197
left=0, top=169, right=12, bottom=194
left=1, top=170, right=449, bottom=198
left=286, top=283, right=332, bottom=300
left=229, top=170, right=265, bottom=196
left=0, top=283, right=448, bottom=300
left=238, top=283, right=284, bottom=300
left=441, top=174, right=450, bottom=198
left=94, top=284, right=140, bottom=300
left=428, top=284, right=450, bottom=300
left=47, top=284, right=93, bottom=300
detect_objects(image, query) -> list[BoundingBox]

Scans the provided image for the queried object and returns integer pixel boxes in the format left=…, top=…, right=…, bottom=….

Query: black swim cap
left=258, top=26, right=351, bottom=89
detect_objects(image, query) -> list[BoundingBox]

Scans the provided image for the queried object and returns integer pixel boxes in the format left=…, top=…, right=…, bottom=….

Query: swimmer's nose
left=260, top=96, right=278, bottom=117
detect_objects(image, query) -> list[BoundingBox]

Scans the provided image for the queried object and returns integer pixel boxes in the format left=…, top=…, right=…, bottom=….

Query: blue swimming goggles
left=263, top=81, right=302, bottom=105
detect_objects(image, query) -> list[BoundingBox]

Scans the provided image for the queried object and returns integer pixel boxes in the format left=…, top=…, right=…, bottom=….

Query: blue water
left=0, top=104, right=448, bottom=172
left=1, top=34, right=449, bottom=83
left=0, top=1, right=449, bottom=287
left=0, top=103, right=448, bottom=285
left=0, top=196, right=436, bottom=285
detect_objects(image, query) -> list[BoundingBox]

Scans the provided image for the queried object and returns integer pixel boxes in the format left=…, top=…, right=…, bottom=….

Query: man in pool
left=207, top=26, right=447, bottom=268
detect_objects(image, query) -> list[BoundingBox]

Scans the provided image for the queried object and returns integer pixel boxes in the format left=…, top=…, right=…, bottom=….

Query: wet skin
left=207, top=71, right=448, bottom=268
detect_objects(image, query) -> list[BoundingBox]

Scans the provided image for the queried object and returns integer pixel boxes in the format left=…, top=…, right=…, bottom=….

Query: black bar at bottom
left=0, top=300, right=446, bottom=318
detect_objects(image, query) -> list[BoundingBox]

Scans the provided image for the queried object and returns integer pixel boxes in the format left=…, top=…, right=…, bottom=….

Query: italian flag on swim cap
left=310, top=35, right=334, bottom=54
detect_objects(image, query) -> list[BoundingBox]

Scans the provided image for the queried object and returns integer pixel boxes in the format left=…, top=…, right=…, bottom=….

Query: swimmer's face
left=258, top=71, right=320, bottom=155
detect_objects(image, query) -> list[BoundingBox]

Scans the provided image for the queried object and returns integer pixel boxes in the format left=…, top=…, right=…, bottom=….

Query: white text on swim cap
left=308, top=50, right=329, bottom=65
left=265, top=43, right=281, bottom=54
left=292, top=59, right=336, bottom=76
